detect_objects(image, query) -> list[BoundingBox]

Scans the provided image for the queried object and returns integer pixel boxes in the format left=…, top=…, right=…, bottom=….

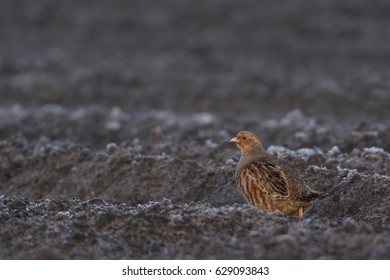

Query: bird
left=230, top=131, right=326, bottom=218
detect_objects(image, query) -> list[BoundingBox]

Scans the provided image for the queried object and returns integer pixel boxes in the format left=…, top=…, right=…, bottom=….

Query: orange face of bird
left=230, top=131, right=261, bottom=154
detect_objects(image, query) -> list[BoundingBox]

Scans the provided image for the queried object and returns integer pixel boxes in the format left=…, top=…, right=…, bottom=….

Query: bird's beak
left=230, top=137, right=238, bottom=143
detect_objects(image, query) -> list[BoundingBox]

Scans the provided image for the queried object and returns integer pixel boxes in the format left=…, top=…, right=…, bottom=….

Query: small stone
left=8, top=197, right=28, bottom=210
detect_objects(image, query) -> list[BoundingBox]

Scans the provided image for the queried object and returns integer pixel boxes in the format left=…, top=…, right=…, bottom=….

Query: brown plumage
left=230, top=131, right=326, bottom=218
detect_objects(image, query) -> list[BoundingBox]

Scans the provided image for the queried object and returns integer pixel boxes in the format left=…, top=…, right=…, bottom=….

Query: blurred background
left=1, top=0, right=389, bottom=120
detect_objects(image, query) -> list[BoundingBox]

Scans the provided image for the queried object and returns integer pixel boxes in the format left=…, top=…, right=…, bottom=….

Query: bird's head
left=230, top=131, right=264, bottom=154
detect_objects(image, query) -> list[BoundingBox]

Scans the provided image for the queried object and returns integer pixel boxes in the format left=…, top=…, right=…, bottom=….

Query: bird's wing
left=246, top=160, right=289, bottom=197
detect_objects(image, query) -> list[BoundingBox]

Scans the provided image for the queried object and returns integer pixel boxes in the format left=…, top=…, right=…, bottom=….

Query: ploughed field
left=0, top=0, right=389, bottom=259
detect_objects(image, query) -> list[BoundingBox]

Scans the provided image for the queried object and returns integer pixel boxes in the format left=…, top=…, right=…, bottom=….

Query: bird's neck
left=237, top=145, right=268, bottom=171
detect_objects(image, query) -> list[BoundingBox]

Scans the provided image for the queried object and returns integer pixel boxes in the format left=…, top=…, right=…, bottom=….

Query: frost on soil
left=1, top=0, right=390, bottom=260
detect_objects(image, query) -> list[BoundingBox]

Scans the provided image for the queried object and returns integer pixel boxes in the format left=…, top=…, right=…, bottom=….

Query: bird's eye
left=242, top=137, right=247, bottom=141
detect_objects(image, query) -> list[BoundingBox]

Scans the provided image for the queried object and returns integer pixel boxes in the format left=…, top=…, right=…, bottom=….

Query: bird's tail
left=304, top=189, right=327, bottom=201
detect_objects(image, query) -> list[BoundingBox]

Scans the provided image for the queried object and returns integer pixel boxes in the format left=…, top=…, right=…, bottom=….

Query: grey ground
left=0, top=0, right=389, bottom=259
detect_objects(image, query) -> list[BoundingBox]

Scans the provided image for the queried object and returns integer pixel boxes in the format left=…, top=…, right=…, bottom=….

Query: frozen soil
left=0, top=0, right=390, bottom=259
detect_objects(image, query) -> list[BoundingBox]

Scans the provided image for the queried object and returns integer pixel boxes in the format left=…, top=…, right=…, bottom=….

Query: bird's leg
left=298, top=207, right=303, bottom=219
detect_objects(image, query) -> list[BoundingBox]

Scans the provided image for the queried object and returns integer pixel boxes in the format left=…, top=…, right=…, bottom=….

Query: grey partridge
left=230, top=131, right=325, bottom=218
